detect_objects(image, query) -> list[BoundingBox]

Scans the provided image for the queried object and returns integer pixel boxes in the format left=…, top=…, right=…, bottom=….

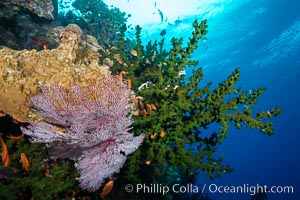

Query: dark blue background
left=187, top=1, right=299, bottom=199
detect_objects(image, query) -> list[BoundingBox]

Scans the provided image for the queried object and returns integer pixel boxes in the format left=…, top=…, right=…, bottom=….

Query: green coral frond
left=105, top=19, right=280, bottom=183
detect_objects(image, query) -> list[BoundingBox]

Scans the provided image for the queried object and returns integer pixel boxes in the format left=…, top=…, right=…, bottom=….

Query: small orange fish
left=146, top=104, right=157, bottom=111
left=130, top=49, right=138, bottom=56
left=7, top=134, right=24, bottom=140
left=145, top=160, right=151, bottom=165
left=143, top=108, right=148, bottom=116
left=44, top=168, right=52, bottom=177
left=150, top=104, right=157, bottom=110
left=147, top=104, right=153, bottom=110
left=133, top=96, right=139, bottom=108
left=127, top=79, right=132, bottom=89
left=114, top=54, right=123, bottom=64
left=11, top=115, right=27, bottom=124
left=119, top=71, right=128, bottom=80
left=20, top=153, right=30, bottom=173
left=150, top=133, right=157, bottom=139
left=160, top=130, right=165, bottom=138
left=100, top=180, right=114, bottom=197
left=1, top=138, right=9, bottom=167
left=119, top=72, right=123, bottom=80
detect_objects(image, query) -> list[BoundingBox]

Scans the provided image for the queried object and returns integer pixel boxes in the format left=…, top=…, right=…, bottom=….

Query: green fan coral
left=103, top=19, right=281, bottom=183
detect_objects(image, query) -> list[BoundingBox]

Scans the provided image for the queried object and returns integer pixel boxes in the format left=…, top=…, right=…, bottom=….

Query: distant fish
left=130, top=49, right=138, bottom=56
left=100, top=180, right=114, bottom=197
left=160, top=29, right=166, bottom=37
left=158, top=9, right=164, bottom=22
left=154, top=1, right=157, bottom=8
left=20, top=153, right=30, bottom=173
left=174, top=17, right=182, bottom=25
left=248, top=89, right=253, bottom=95
left=114, top=54, right=123, bottom=64
left=127, top=79, right=132, bottom=89
left=1, top=138, right=9, bottom=167
left=8, top=134, right=24, bottom=140
left=160, top=130, right=165, bottom=138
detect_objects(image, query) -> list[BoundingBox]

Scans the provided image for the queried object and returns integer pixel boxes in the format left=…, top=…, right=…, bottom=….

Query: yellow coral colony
left=0, top=24, right=111, bottom=122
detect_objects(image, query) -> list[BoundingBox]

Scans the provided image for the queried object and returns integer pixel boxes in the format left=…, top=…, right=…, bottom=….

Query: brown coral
left=0, top=26, right=110, bottom=122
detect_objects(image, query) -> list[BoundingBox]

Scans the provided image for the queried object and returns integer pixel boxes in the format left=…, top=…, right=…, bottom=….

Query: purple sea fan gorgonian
left=21, top=76, right=145, bottom=191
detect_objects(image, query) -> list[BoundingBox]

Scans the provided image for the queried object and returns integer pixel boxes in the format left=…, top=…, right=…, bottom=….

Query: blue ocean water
left=101, top=0, right=299, bottom=199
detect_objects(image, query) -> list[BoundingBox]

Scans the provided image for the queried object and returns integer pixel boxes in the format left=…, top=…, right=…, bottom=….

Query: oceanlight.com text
left=208, top=183, right=294, bottom=196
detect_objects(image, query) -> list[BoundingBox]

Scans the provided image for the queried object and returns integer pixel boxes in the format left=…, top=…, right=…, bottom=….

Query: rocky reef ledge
left=0, top=24, right=112, bottom=122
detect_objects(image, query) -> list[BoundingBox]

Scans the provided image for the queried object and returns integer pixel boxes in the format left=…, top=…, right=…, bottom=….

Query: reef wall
left=0, top=24, right=111, bottom=122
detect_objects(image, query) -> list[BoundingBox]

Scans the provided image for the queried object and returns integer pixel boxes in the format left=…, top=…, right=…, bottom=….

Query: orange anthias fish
left=160, top=130, right=165, bottom=138
left=150, top=133, right=157, bottom=140
left=142, top=108, right=148, bottom=116
left=100, top=180, right=114, bottom=197
left=1, top=138, right=9, bottom=167
left=7, top=134, right=24, bottom=140
left=118, top=70, right=128, bottom=80
left=146, top=103, right=157, bottom=111
left=145, top=160, right=151, bottom=165
left=114, top=53, right=123, bottom=64
left=133, top=96, right=139, bottom=108
left=150, top=104, right=157, bottom=110
left=130, top=49, right=138, bottom=57
left=20, top=153, right=30, bottom=173
left=127, top=79, right=132, bottom=89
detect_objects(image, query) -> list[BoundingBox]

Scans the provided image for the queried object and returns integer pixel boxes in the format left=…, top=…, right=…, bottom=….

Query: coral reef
left=103, top=19, right=281, bottom=185
left=0, top=0, right=54, bottom=20
left=0, top=24, right=110, bottom=122
left=61, top=0, right=128, bottom=47
left=22, top=76, right=144, bottom=191
left=0, top=0, right=127, bottom=51
left=0, top=0, right=281, bottom=197
left=0, top=120, right=79, bottom=200
left=0, top=13, right=55, bottom=50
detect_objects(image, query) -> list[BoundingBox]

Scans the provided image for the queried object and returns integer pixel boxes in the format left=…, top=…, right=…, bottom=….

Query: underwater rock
left=45, top=26, right=66, bottom=49
left=0, top=25, right=110, bottom=122
left=0, top=0, right=54, bottom=20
